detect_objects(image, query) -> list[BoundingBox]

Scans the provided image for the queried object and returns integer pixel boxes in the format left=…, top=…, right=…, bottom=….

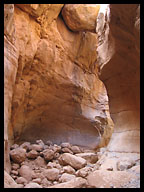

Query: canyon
left=4, top=4, right=140, bottom=188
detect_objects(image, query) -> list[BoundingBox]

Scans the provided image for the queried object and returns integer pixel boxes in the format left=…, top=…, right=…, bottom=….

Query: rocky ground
left=5, top=140, right=140, bottom=188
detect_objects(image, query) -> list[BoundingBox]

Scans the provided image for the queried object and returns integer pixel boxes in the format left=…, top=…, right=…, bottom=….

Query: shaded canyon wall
left=4, top=4, right=114, bottom=172
left=96, top=4, right=140, bottom=153
left=4, top=4, right=140, bottom=174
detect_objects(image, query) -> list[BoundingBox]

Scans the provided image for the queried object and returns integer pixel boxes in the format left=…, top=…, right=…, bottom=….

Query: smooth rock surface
left=59, top=173, right=76, bottom=183
left=97, top=4, right=140, bottom=153
left=99, top=158, right=118, bottom=171
left=16, top=177, right=27, bottom=185
left=76, top=152, right=98, bottom=163
left=58, top=153, right=87, bottom=170
left=70, top=145, right=82, bottom=154
left=19, top=165, right=33, bottom=182
left=63, top=165, right=76, bottom=174
left=87, top=170, right=137, bottom=188
left=24, top=182, right=42, bottom=188
left=117, top=159, right=135, bottom=171
left=48, top=177, right=87, bottom=188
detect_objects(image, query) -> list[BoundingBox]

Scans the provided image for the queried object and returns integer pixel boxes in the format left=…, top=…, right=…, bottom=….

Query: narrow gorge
left=4, top=4, right=140, bottom=188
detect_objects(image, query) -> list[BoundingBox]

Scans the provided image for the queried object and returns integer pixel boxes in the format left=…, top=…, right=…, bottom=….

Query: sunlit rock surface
left=4, top=4, right=113, bottom=157
left=62, top=4, right=100, bottom=32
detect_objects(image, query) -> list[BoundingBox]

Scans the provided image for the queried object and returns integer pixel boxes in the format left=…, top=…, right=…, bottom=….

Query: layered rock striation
left=4, top=4, right=114, bottom=174
left=4, top=4, right=140, bottom=184
left=96, top=4, right=140, bottom=153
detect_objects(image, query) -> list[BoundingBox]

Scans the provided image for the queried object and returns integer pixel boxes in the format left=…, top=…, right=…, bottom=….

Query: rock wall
left=4, top=4, right=140, bottom=177
left=4, top=4, right=19, bottom=173
left=97, top=4, right=140, bottom=153
left=4, top=3, right=114, bottom=174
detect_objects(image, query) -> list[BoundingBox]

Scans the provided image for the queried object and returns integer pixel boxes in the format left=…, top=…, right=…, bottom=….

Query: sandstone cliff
left=4, top=4, right=114, bottom=173
left=4, top=4, right=140, bottom=179
left=96, top=4, right=140, bottom=153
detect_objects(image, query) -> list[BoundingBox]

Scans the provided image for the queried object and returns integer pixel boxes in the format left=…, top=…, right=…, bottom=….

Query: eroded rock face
left=5, top=5, right=140, bottom=188
left=4, top=4, right=113, bottom=151
left=96, top=4, right=140, bottom=153
left=4, top=4, right=19, bottom=173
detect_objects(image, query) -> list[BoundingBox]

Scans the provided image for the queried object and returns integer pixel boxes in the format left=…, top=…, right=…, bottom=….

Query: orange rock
left=62, top=4, right=100, bottom=31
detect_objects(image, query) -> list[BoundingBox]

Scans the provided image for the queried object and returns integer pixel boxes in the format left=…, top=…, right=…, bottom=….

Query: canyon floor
left=5, top=139, right=140, bottom=188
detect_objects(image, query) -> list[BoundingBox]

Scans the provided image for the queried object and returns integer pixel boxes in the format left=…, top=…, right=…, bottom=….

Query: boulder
left=34, top=156, right=47, bottom=168
left=46, top=140, right=53, bottom=146
left=76, top=152, right=98, bottom=163
left=117, top=159, right=136, bottom=171
left=16, top=177, right=28, bottom=185
left=48, top=177, right=87, bottom=188
left=29, top=144, right=43, bottom=152
left=27, top=149, right=38, bottom=159
left=19, top=165, right=33, bottom=182
left=32, top=178, right=41, bottom=184
left=47, top=162, right=61, bottom=169
left=24, top=182, right=42, bottom=188
left=20, top=142, right=31, bottom=151
left=70, top=145, right=82, bottom=154
left=63, top=165, right=76, bottom=174
left=10, top=148, right=26, bottom=163
left=61, top=142, right=71, bottom=149
left=52, top=144, right=61, bottom=153
left=41, top=178, right=52, bottom=187
left=59, top=173, right=76, bottom=183
left=76, top=167, right=92, bottom=178
left=43, top=168, right=60, bottom=181
left=42, top=149, right=55, bottom=161
left=62, top=147, right=73, bottom=154
left=62, top=4, right=100, bottom=31
left=58, top=153, right=87, bottom=170
left=31, top=172, right=45, bottom=180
